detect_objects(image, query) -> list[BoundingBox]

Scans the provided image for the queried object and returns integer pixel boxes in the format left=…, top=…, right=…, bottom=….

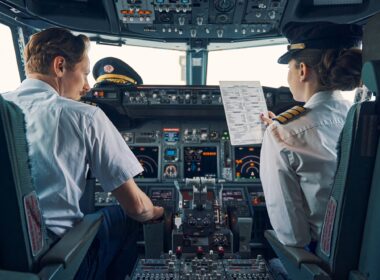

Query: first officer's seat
left=0, top=95, right=103, bottom=279
left=265, top=13, right=380, bottom=280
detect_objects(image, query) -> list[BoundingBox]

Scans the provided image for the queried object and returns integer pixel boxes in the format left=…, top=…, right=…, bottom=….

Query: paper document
left=219, top=81, right=268, bottom=145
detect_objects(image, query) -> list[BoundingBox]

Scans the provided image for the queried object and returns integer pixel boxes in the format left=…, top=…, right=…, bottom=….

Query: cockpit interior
left=1, top=0, right=380, bottom=280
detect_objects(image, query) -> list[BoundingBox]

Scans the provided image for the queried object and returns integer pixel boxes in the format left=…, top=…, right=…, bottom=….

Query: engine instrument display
left=181, top=190, right=215, bottom=201
left=150, top=189, right=173, bottom=201
left=130, top=146, right=159, bottom=179
left=234, top=146, right=261, bottom=179
left=183, top=146, right=218, bottom=178
left=222, top=190, right=244, bottom=201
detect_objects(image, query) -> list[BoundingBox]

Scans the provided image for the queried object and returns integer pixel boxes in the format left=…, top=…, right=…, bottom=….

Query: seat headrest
left=362, top=13, right=380, bottom=93
left=363, top=13, right=380, bottom=63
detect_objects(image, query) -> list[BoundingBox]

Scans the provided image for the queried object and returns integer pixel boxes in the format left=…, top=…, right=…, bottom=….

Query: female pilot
left=259, top=22, right=362, bottom=249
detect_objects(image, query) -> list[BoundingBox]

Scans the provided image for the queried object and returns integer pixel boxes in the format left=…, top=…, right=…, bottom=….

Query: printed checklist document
left=219, top=81, right=268, bottom=145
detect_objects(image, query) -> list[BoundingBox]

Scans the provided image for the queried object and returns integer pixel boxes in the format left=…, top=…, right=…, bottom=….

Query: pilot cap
left=92, top=57, right=143, bottom=85
left=278, top=22, right=362, bottom=64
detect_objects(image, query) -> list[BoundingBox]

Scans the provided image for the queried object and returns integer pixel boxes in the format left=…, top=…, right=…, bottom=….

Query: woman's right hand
left=260, top=111, right=276, bottom=127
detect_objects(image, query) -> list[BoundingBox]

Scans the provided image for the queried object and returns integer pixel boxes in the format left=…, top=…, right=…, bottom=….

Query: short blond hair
left=24, top=27, right=90, bottom=74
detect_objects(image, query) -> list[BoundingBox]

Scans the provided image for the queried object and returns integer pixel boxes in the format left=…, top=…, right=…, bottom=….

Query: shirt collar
left=304, top=90, right=344, bottom=109
left=20, top=78, right=60, bottom=97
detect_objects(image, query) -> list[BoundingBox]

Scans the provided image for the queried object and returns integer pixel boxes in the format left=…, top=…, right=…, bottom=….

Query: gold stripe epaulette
left=273, top=106, right=307, bottom=124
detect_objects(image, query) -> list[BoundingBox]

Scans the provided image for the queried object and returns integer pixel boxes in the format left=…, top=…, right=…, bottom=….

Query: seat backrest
left=350, top=12, right=380, bottom=280
left=315, top=13, right=380, bottom=279
left=0, top=95, right=50, bottom=272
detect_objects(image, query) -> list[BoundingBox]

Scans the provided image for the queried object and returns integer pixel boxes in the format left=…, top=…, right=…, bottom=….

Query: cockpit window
left=0, top=24, right=20, bottom=93
left=89, top=43, right=185, bottom=86
left=208, top=44, right=358, bottom=102
left=207, top=45, right=288, bottom=87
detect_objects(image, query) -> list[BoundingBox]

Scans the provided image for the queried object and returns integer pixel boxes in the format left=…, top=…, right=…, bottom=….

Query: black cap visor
left=277, top=49, right=303, bottom=64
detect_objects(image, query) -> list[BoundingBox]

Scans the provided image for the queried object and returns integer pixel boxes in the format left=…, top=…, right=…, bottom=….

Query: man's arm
left=112, top=178, right=164, bottom=223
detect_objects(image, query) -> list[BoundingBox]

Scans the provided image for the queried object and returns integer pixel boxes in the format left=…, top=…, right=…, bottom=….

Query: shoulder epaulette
left=273, top=106, right=307, bottom=124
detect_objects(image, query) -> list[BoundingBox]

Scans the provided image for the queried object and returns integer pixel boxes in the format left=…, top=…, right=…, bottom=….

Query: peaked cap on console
left=278, top=22, right=362, bottom=64
left=93, top=57, right=143, bottom=86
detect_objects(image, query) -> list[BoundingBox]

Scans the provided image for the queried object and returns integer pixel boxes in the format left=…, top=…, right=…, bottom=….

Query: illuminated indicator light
left=249, top=147, right=254, bottom=151
left=98, top=91, right=104, bottom=97
left=202, top=152, right=217, bottom=156
left=250, top=162, right=255, bottom=167
left=121, top=10, right=134, bottom=15
left=163, top=128, right=180, bottom=132
left=138, top=10, right=152, bottom=15
left=253, top=197, right=262, bottom=205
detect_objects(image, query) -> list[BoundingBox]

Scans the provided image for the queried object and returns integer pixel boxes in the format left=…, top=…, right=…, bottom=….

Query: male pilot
left=3, top=28, right=163, bottom=280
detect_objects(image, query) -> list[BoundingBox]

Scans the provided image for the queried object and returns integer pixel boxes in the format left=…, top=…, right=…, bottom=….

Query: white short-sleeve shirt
left=260, top=91, right=351, bottom=247
left=4, top=78, right=143, bottom=236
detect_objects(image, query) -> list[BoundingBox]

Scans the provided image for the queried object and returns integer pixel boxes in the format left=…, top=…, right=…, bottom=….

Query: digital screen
left=164, top=148, right=177, bottom=161
left=163, top=128, right=179, bottom=143
left=166, top=149, right=176, bottom=156
left=222, top=190, right=244, bottom=201
left=130, top=146, right=159, bottom=179
left=183, top=146, right=218, bottom=178
left=150, top=189, right=173, bottom=201
left=234, top=146, right=261, bottom=179
left=181, top=190, right=215, bottom=201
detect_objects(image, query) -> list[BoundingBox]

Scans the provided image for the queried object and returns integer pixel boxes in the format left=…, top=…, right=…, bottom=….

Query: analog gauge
left=164, top=164, right=178, bottom=178
left=214, top=0, right=235, bottom=12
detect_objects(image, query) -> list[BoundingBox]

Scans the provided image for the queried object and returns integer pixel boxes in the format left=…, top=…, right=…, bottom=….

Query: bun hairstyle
left=293, top=48, right=362, bottom=91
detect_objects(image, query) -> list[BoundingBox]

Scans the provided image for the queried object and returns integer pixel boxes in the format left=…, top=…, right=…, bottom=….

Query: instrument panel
left=124, top=121, right=262, bottom=183
left=86, top=84, right=284, bottom=245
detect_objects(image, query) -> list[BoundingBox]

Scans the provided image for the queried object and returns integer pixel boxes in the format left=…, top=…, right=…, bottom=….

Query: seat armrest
left=0, top=269, right=40, bottom=280
left=264, top=230, right=323, bottom=268
left=40, top=212, right=103, bottom=267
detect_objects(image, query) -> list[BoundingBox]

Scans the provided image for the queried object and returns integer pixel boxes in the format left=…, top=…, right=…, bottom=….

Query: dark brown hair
left=292, top=48, right=362, bottom=91
left=24, top=27, right=90, bottom=75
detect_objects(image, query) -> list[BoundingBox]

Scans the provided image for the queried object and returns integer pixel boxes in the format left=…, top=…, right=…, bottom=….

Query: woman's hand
left=260, top=111, right=276, bottom=126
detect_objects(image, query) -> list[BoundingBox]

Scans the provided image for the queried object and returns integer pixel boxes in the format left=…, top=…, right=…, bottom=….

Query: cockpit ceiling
left=0, top=0, right=379, bottom=49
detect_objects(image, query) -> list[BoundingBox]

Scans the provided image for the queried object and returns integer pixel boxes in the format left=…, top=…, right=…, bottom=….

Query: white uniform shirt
left=3, top=79, right=143, bottom=236
left=260, top=91, right=351, bottom=247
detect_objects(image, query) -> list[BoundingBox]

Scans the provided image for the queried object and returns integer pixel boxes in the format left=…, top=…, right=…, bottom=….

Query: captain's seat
left=0, top=95, right=103, bottom=279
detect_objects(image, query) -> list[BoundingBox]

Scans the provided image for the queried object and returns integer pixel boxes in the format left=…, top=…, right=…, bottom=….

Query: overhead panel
left=114, top=0, right=287, bottom=41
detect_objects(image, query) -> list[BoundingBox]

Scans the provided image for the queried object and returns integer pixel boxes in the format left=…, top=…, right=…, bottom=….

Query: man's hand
left=112, top=179, right=164, bottom=223
left=260, top=111, right=276, bottom=127
left=152, top=206, right=164, bottom=220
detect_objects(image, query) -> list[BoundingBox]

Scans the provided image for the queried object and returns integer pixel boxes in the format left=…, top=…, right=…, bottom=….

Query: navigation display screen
left=183, top=146, right=218, bottom=178
left=222, top=190, right=244, bottom=201
left=234, top=146, right=261, bottom=179
left=130, top=146, right=159, bottom=179
left=150, top=189, right=173, bottom=201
